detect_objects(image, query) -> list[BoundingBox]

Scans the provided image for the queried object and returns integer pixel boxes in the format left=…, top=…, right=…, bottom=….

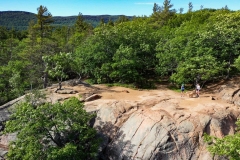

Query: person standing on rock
left=181, top=83, right=185, bottom=97
left=196, top=83, right=201, bottom=97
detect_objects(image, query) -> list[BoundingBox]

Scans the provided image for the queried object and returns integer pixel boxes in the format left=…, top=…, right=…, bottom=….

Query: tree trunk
left=226, top=61, right=231, bottom=79
left=58, top=81, right=62, bottom=90
left=43, top=72, right=48, bottom=88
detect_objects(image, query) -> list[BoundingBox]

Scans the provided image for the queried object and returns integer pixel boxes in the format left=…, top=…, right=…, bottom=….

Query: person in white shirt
left=196, top=83, right=200, bottom=97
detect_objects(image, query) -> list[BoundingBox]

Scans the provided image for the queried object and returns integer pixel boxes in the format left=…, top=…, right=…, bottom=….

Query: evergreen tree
left=99, top=17, right=105, bottom=26
left=153, top=3, right=161, bottom=13
left=36, top=5, right=53, bottom=44
left=107, top=18, right=114, bottom=26
left=74, top=12, right=87, bottom=33
left=35, top=5, right=56, bottom=88
left=115, top=15, right=129, bottom=25
left=188, top=2, right=193, bottom=12
left=179, top=8, right=184, bottom=14
left=151, top=0, right=176, bottom=27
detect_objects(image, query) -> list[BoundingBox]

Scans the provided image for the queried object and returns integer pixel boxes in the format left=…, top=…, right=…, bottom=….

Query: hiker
left=181, top=83, right=185, bottom=97
left=196, top=83, right=200, bottom=97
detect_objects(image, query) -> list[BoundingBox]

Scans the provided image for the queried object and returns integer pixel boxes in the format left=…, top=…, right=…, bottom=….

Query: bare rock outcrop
left=218, top=84, right=240, bottom=107
left=85, top=95, right=240, bottom=160
left=1, top=81, right=240, bottom=160
left=0, top=96, right=25, bottom=158
left=56, top=88, right=78, bottom=94
left=85, top=94, right=102, bottom=102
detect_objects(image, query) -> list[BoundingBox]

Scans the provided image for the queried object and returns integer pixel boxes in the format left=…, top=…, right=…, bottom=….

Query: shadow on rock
left=95, top=117, right=135, bottom=160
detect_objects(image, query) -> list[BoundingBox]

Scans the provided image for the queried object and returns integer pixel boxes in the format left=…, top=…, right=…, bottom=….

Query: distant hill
left=0, top=11, right=132, bottom=30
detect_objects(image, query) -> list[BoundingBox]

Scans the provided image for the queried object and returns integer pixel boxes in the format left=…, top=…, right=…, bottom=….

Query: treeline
left=0, top=11, right=132, bottom=30
left=0, top=11, right=36, bottom=30
left=1, top=1, right=240, bottom=105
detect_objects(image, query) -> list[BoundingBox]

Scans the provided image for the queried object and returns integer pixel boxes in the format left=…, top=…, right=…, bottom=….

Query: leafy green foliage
left=204, top=119, right=240, bottom=159
left=43, top=53, right=72, bottom=90
left=1, top=5, right=240, bottom=104
left=1, top=4, right=240, bottom=159
left=150, top=0, right=176, bottom=27
left=5, top=97, right=100, bottom=160
left=75, top=18, right=157, bottom=87
left=235, top=55, right=240, bottom=71
left=171, top=55, right=224, bottom=84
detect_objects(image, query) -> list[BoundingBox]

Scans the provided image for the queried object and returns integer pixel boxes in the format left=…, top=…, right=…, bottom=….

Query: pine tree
left=188, top=2, right=193, bottom=12
left=36, top=5, right=53, bottom=44
left=151, top=0, right=176, bottom=27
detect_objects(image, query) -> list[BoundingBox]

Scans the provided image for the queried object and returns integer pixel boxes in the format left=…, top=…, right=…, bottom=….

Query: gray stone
left=84, top=94, right=101, bottom=102
left=56, top=89, right=78, bottom=94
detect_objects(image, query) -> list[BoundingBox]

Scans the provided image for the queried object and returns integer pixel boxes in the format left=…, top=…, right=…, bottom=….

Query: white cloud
left=134, top=2, right=154, bottom=5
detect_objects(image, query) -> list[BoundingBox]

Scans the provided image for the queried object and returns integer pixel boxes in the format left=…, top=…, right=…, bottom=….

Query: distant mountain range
left=0, top=11, right=133, bottom=30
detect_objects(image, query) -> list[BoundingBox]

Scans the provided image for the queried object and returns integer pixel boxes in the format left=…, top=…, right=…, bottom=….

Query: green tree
left=0, top=65, right=12, bottom=104
left=156, top=27, right=179, bottom=76
left=69, top=13, right=93, bottom=53
left=75, top=18, right=157, bottom=86
left=8, top=60, right=30, bottom=96
left=151, top=0, right=176, bottom=27
left=153, top=3, right=162, bottom=13
left=179, top=8, right=184, bottom=14
left=74, top=13, right=88, bottom=33
left=75, top=23, right=116, bottom=83
left=43, top=52, right=72, bottom=92
left=36, top=5, right=53, bottom=44
left=51, top=26, right=73, bottom=53
left=110, top=20, right=157, bottom=86
left=35, top=5, right=54, bottom=88
left=204, top=119, right=240, bottom=159
left=234, top=55, right=240, bottom=71
left=170, top=54, right=223, bottom=85
left=18, top=20, right=43, bottom=90
left=199, top=11, right=240, bottom=78
left=107, top=18, right=114, bottom=26
left=188, top=2, right=193, bottom=12
left=5, top=97, right=100, bottom=160
left=99, top=17, right=105, bottom=26
left=115, top=15, right=129, bottom=25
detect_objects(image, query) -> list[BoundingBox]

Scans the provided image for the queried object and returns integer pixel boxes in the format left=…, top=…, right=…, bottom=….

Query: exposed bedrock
left=85, top=97, right=240, bottom=160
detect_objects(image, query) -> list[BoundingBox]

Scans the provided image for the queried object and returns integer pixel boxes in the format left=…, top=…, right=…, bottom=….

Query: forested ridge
left=0, top=11, right=132, bottom=30
left=1, top=1, right=240, bottom=159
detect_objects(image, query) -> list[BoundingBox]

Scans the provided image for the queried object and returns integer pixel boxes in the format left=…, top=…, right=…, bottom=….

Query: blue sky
left=1, top=0, right=239, bottom=16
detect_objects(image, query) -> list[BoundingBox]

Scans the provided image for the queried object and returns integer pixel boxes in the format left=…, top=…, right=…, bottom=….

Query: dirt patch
left=45, top=77, right=239, bottom=108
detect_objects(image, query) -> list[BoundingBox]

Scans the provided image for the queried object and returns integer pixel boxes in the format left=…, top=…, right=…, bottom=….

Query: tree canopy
left=0, top=2, right=240, bottom=159
left=204, top=119, right=240, bottom=159
left=0, top=3, right=239, bottom=102
left=5, top=96, right=100, bottom=160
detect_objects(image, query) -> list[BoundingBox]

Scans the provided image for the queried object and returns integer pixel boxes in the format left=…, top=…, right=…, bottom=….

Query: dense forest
left=0, top=11, right=132, bottom=30
left=1, top=1, right=240, bottom=105
left=1, top=0, right=240, bottom=159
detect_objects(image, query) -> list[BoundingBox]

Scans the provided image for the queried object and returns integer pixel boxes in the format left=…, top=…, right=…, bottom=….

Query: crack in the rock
left=112, top=101, right=137, bottom=126
left=116, top=113, right=144, bottom=158
left=133, top=116, right=164, bottom=159
left=148, top=121, right=178, bottom=159
left=184, top=138, right=195, bottom=160
left=178, top=114, right=191, bottom=124
left=203, top=117, right=212, bottom=134
left=148, top=128, right=170, bottom=160
left=232, top=89, right=240, bottom=98
left=171, top=131, right=181, bottom=151
left=131, top=119, right=144, bottom=140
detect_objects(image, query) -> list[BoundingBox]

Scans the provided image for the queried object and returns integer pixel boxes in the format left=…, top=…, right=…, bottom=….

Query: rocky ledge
left=0, top=81, right=239, bottom=160
left=85, top=90, right=240, bottom=160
